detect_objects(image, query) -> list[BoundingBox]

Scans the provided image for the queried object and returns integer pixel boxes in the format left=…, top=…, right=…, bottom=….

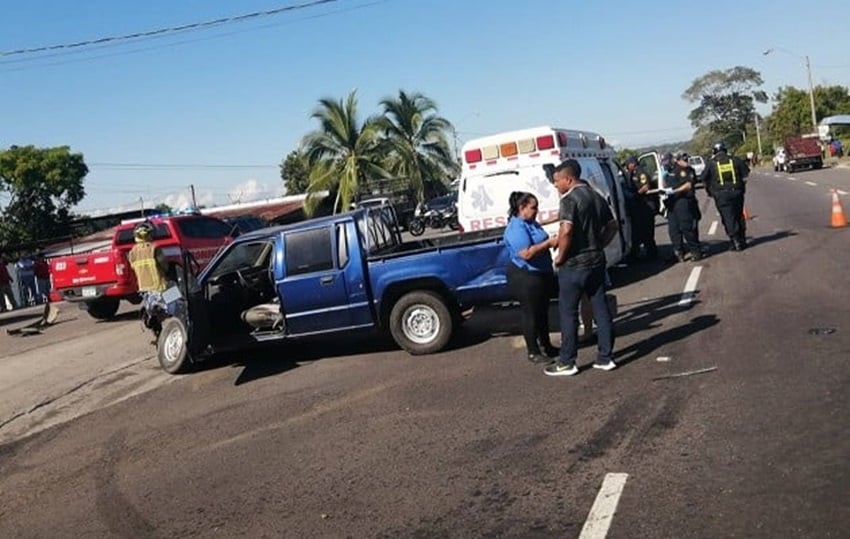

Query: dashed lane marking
left=679, top=266, right=703, bottom=307
left=708, top=221, right=719, bottom=236
left=787, top=177, right=798, bottom=181
left=805, top=181, right=817, bottom=186
left=579, top=473, right=629, bottom=539
left=837, top=190, right=848, bottom=196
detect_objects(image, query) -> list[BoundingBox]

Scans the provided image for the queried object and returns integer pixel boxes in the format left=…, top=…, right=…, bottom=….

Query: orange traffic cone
left=831, top=190, right=847, bottom=228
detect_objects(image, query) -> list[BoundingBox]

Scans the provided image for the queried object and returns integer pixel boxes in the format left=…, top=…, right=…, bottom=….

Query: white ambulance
left=457, top=126, right=632, bottom=267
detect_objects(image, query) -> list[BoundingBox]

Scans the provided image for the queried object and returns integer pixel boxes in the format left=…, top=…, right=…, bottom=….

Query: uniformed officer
left=127, top=222, right=170, bottom=320
left=699, top=142, right=749, bottom=251
left=624, top=156, right=658, bottom=260
left=662, top=153, right=702, bottom=262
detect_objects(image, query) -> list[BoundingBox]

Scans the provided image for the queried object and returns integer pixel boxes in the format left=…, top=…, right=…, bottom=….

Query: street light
left=763, top=47, right=818, bottom=133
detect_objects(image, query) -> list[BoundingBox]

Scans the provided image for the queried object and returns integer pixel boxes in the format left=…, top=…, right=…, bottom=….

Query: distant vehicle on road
left=783, top=136, right=823, bottom=173
left=688, top=155, right=706, bottom=176
left=773, top=148, right=787, bottom=172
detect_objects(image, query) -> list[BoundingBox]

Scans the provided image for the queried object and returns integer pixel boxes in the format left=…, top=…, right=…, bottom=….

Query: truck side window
left=285, top=228, right=333, bottom=276
left=177, top=218, right=232, bottom=239
left=336, top=225, right=349, bottom=268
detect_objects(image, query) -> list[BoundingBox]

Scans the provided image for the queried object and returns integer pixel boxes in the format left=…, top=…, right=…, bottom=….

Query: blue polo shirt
left=503, top=216, right=554, bottom=273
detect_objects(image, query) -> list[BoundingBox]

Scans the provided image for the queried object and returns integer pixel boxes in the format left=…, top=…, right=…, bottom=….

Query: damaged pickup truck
left=153, top=207, right=512, bottom=373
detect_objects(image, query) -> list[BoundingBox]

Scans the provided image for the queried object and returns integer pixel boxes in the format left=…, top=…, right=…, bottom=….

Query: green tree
left=279, top=149, right=310, bottom=195
left=301, top=90, right=388, bottom=214
left=377, top=90, right=456, bottom=202
left=0, top=145, right=87, bottom=246
left=765, top=85, right=850, bottom=145
left=615, top=147, right=638, bottom=163
left=682, top=66, right=768, bottom=151
left=154, top=203, right=173, bottom=214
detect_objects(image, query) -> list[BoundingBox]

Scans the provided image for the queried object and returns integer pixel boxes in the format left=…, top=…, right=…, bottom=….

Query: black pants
left=507, top=264, right=554, bottom=354
left=667, top=197, right=701, bottom=255
left=713, top=189, right=746, bottom=242
left=630, top=199, right=657, bottom=256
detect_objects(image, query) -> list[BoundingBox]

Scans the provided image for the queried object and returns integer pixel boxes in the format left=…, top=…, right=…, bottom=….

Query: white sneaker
left=593, top=361, right=617, bottom=371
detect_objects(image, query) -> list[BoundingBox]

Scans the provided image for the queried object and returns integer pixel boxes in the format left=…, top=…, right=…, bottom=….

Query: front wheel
left=408, top=218, right=425, bottom=236
left=389, top=291, right=453, bottom=355
left=157, top=317, right=193, bottom=374
left=86, top=297, right=120, bottom=320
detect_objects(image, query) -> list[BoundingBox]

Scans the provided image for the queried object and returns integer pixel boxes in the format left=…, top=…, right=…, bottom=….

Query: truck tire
left=389, top=291, right=453, bottom=355
left=157, top=317, right=193, bottom=374
left=86, top=297, right=120, bottom=320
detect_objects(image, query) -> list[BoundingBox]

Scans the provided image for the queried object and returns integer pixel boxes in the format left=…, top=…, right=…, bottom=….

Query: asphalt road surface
left=1, top=166, right=848, bottom=538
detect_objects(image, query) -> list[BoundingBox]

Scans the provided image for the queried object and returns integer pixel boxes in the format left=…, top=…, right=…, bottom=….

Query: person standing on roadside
left=662, top=153, right=702, bottom=262
left=623, top=156, right=658, bottom=260
left=33, top=253, right=51, bottom=304
left=545, top=160, right=619, bottom=377
left=16, top=255, right=36, bottom=306
left=0, top=257, right=18, bottom=312
left=700, top=142, right=749, bottom=251
left=503, top=191, right=559, bottom=364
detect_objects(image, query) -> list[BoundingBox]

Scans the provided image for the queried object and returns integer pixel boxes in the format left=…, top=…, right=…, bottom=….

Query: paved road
left=1, top=166, right=849, bottom=538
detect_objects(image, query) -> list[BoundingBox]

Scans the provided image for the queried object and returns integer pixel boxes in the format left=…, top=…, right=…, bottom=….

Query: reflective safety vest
left=128, top=242, right=167, bottom=292
left=716, top=159, right=738, bottom=186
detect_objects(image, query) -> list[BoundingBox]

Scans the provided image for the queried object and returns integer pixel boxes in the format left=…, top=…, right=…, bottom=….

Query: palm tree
left=301, top=90, right=388, bottom=214
left=378, top=90, right=456, bottom=202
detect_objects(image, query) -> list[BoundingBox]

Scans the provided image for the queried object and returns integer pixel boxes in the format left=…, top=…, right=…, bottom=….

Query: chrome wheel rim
left=402, top=304, right=440, bottom=344
left=162, top=327, right=184, bottom=365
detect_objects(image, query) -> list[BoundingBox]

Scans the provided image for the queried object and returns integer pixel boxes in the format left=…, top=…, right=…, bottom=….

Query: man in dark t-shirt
left=545, top=159, right=619, bottom=377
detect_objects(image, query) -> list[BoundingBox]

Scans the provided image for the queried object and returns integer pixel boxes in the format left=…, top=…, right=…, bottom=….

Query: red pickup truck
left=784, top=136, right=824, bottom=173
left=51, top=214, right=235, bottom=319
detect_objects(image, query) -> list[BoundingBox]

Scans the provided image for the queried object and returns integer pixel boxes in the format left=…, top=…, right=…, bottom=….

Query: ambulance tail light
left=536, top=135, right=555, bottom=150
left=464, top=149, right=482, bottom=164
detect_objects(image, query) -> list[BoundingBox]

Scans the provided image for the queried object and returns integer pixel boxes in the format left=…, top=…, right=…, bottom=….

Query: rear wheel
left=408, top=218, right=425, bottom=236
left=157, top=317, right=193, bottom=374
left=389, top=291, right=453, bottom=355
left=86, top=297, right=120, bottom=320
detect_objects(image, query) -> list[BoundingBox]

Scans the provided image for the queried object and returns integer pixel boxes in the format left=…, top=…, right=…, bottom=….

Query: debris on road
left=808, top=327, right=836, bottom=336
left=652, top=366, right=717, bottom=381
left=6, top=303, right=60, bottom=336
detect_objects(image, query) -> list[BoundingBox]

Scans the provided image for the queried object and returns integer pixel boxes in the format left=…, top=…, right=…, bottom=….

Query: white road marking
left=805, top=181, right=817, bottom=186
left=708, top=221, right=718, bottom=236
left=787, top=177, right=798, bottom=181
left=772, top=174, right=781, bottom=178
left=656, top=356, right=672, bottom=362
left=679, top=266, right=703, bottom=307
left=579, top=473, right=629, bottom=539
left=837, top=190, right=848, bottom=196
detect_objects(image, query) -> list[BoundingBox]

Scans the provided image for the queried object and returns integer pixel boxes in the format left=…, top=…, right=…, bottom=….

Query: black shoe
left=527, top=353, right=553, bottom=364
left=542, top=345, right=560, bottom=358
left=690, top=250, right=703, bottom=261
left=732, top=240, right=746, bottom=251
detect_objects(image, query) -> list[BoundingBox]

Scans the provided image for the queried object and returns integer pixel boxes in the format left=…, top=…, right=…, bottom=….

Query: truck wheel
left=389, top=291, right=453, bottom=355
left=157, top=318, right=193, bottom=374
left=86, top=297, right=120, bottom=320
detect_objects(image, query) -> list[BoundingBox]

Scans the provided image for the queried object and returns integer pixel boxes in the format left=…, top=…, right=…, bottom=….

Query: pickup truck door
left=278, top=222, right=371, bottom=335
left=176, top=250, right=212, bottom=354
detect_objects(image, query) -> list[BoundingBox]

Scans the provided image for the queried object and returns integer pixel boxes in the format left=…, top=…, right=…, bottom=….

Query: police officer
left=662, top=153, right=702, bottom=262
left=699, top=142, right=749, bottom=251
left=623, top=156, right=658, bottom=260
left=127, top=222, right=170, bottom=321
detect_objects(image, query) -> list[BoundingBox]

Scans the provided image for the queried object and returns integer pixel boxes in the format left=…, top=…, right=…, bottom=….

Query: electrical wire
left=0, top=0, right=339, bottom=58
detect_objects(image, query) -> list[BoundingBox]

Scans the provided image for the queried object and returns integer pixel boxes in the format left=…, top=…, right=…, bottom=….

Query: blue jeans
left=558, top=265, right=615, bottom=366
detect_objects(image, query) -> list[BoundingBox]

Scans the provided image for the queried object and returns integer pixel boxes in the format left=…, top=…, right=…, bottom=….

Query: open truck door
left=156, top=249, right=212, bottom=374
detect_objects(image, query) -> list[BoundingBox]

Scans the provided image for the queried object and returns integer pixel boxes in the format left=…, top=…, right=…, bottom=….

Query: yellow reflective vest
left=128, top=242, right=168, bottom=292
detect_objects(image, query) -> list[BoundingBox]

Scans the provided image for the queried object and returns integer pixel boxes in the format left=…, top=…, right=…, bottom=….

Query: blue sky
left=1, top=0, right=848, bottom=215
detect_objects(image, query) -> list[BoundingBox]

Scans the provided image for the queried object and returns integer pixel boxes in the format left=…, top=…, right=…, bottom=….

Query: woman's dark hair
left=508, top=191, right=537, bottom=217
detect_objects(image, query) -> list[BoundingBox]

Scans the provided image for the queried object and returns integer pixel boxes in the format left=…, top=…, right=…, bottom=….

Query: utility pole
left=139, top=196, right=144, bottom=218
left=755, top=112, right=763, bottom=160
left=805, top=54, right=818, bottom=132
left=190, top=184, right=198, bottom=209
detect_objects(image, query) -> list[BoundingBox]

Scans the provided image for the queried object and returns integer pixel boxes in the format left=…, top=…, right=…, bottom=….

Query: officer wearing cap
left=699, top=142, right=749, bottom=251
left=661, top=153, right=703, bottom=261
left=623, top=155, right=658, bottom=260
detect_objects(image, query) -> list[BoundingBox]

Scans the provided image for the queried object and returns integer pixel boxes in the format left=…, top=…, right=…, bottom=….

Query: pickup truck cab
left=51, top=214, right=234, bottom=319
left=155, top=207, right=511, bottom=373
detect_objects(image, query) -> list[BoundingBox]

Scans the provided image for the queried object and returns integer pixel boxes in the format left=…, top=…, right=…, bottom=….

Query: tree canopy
left=0, top=145, right=87, bottom=249
left=280, top=149, right=310, bottom=195
left=682, top=66, right=768, bottom=151
left=765, top=85, right=850, bottom=145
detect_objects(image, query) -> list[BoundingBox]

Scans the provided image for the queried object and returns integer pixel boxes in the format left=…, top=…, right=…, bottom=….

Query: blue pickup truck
left=154, top=207, right=512, bottom=373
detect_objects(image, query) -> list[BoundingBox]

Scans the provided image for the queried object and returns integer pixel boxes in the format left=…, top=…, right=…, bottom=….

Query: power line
left=89, top=162, right=277, bottom=170
left=0, top=0, right=339, bottom=58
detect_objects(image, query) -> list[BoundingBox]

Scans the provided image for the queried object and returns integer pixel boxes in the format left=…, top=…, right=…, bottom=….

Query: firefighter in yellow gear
left=128, top=222, right=172, bottom=324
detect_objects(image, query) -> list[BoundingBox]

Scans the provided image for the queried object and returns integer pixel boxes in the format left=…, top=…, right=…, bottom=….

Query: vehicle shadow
left=195, top=332, right=403, bottom=385
left=614, top=314, right=720, bottom=368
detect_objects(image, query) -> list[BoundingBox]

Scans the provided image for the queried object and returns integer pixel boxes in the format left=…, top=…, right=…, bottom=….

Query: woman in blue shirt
left=503, top=191, right=558, bottom=363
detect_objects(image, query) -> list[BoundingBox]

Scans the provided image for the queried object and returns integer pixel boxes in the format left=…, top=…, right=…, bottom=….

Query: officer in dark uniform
left=699, top=142, right=749, bottom=251
left=623, top=156, right=658, bottom=260
left=662, top=153, right=702, bottom=262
